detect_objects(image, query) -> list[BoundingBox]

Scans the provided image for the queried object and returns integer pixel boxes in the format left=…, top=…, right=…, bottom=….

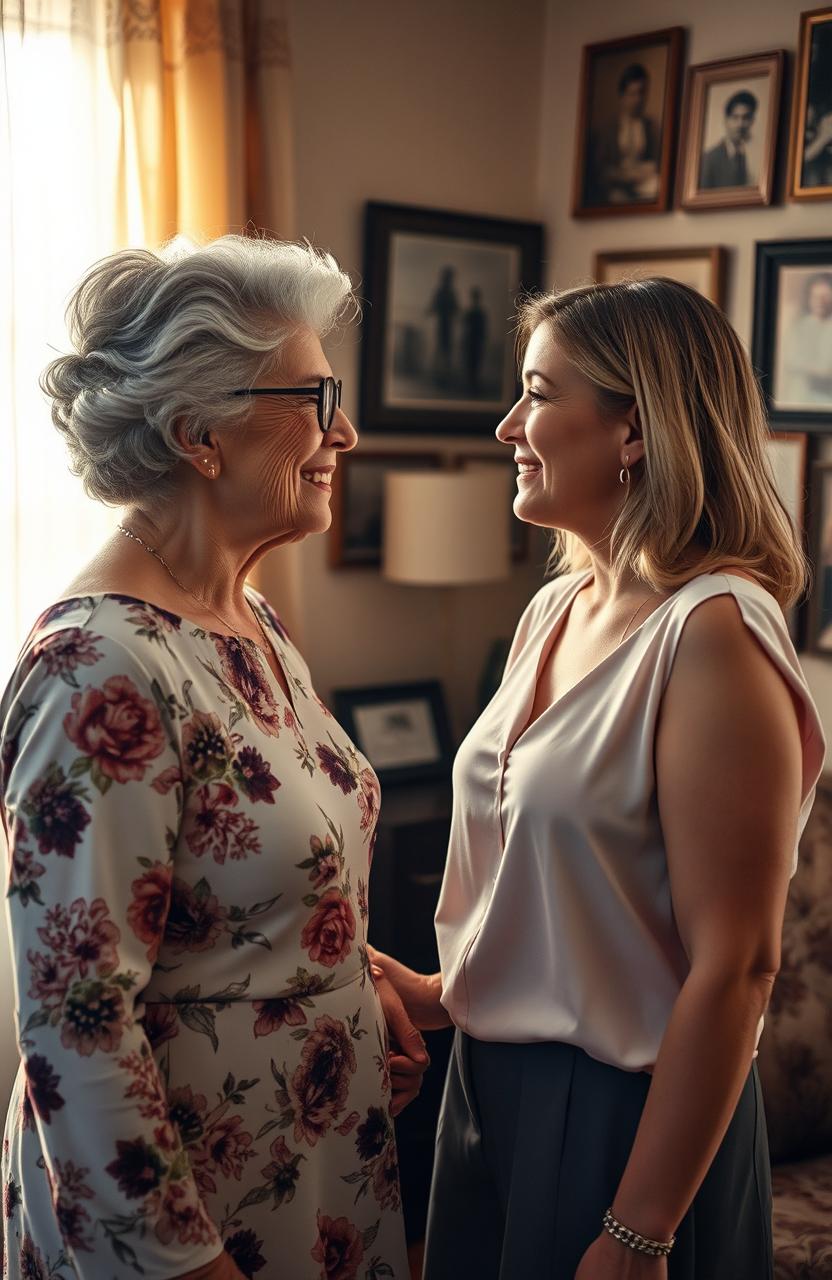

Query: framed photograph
left=752, top=239, right=832, bottom=429
left=359, top=202, right=543, bottom=435
left=787, top=6, right=832, bottom=201
left=766, top=431, right=811, bottom=641
left=572, top=26, right=684, bottom=218
left=594, top=246, right=726, bottom=306
left=806, top=460, right=832, bottom=653
left=677, top=51, right=784, bottom=210
left=451, top=455, right=531, bottom=563
left=328, top=450, right=441, bottom=569
left=332, top=681, right=455, bottom=786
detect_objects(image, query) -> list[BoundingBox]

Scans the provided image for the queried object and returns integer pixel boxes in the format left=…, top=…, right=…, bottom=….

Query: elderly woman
left=0, top=237, right=423, bottom=1280
left=373, top=278, right=826, bottom=1279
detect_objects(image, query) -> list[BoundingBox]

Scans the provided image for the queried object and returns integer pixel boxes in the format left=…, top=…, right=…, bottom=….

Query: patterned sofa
left=757, top=774, right=832, bottom=1278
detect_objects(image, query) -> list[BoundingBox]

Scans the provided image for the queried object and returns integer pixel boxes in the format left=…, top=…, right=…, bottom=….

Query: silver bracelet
left=602, top=1207, right=675, bottom=1258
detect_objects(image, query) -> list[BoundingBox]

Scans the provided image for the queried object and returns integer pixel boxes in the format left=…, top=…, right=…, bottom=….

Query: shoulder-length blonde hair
left=516, top=278, right=807, bottom=609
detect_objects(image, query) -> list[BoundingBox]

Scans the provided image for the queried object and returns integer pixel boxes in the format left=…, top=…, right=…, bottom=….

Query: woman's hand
left=368, top=947, right=453, bottom=1031
left=574, top=1232, right=668, bottom=1280
left=173, top=1246, right=248, bottom=1279
left=370, top=962, right=431, bottom=1117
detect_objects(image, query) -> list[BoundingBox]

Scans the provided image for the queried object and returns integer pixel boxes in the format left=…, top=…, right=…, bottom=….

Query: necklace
left=116, top=523, right=273, bottom=652
left=619, top=594, right=659, bottom=644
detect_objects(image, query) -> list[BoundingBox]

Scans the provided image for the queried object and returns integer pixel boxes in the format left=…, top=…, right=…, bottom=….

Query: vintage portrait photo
left=572, top=27, right=683, bottom=217
left=678, top=52, right=783, bottom=210
left=594, top=246, right=725, bottom=306
left=360, top=202, right=543, bottom=434
left=772, top=267, right=832, bottom=412
left=789, top=6, right=832, bottom=200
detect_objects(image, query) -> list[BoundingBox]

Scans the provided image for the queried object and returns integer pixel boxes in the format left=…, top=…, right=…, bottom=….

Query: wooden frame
left=328, top=450, right=442, bottom=570
left=752, top=239, right=832, bottom=430
left=787, top=6, right=832, bottom=202
left=449, top=453, right=531, bottom=564
left=677, top=51, right=784, bottom=210
left=571, top=26, right=685, bottom=218
left=593, top=246, right=727, bottom=306
left=332, top=680, right=455, bottom=786
left=359, top=201, right=543, bottom=435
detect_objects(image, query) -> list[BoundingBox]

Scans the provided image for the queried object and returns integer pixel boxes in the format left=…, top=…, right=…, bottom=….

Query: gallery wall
left=537, top=0, right=832, bottom=757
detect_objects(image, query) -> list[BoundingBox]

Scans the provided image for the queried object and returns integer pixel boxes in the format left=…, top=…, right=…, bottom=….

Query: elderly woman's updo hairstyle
left=42, top=236, right=356, bottom=506
left=516, top=278, right=806, bottom=609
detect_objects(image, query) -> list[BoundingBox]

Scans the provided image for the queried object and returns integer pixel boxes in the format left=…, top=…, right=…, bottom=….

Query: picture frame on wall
left=571, top=26, right=684, bottom=219
left=677, top=51, right=784, bottom=210
left=332, top=680, right=455, bottom=786
left=328, top=450, right=442, bottom=569
left=787, top=6, right=832, bottom=202
left=806, top=460, right=832, bottom=654
left=752, top=239, right=832, bottom=429
left=594, top=246, right=726, bottom=306
left=450, top=455, right=531, bottom=563
left=765, top=431, right=811, bottom=642
left=359, top=202, right=543, bottom=436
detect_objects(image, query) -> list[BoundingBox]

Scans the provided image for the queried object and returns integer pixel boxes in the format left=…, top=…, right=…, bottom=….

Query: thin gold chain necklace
left=116, top=523, right=272, bottom=651
left=618, top=594, right=660, bottom=644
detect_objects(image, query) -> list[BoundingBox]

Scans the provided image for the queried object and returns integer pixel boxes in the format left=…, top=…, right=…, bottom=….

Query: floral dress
left=0, top=587, right=408, bottom=1280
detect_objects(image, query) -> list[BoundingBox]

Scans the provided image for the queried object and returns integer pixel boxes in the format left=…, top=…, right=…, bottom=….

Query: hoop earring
left=619, top=454, right=630, bottom=486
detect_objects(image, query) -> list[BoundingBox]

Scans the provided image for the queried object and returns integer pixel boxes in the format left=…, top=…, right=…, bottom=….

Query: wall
left=537, top=0, right=832, bottom=761
left=284, top=0, right=548, bottom=740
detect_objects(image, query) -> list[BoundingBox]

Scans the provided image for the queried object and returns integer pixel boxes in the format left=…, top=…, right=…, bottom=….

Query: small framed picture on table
left=332, top=681, right=455, bottom=787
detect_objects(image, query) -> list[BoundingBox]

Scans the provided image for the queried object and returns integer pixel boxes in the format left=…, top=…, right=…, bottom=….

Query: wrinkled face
left=223, top=326, right=357, bottom=544
left=620, top=79, right=647, bottom=117
left=495, top=323, right=636, bottom=535
left=808, top=281, right=832, bottom=319
left=725, top=103, right=755, bottom=144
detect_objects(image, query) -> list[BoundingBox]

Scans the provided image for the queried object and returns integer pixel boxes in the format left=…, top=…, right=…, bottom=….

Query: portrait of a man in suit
left=699, top=89, right=758, bottom=188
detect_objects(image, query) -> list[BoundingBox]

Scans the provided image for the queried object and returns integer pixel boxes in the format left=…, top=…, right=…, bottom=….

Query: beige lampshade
left=383, top=469, right=510, bottom=586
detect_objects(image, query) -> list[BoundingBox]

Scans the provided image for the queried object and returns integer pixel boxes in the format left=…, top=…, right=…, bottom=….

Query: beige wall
left=537, top=0, right=832, bottom=760
left=282, top=0, right=548, bottom=741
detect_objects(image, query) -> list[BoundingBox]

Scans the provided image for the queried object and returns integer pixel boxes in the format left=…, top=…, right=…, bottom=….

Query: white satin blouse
left=435, top=571, right=826, bottom=1071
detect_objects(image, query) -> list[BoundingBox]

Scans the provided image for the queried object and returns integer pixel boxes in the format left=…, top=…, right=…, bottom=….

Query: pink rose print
left=127, top=863, right=173, bottom=961
left=153, top=1177, right=217, bottom=1247
left=311, top=1212, right=364, bottom=1280
left=315, top=743, right=357, bottom=795
left=63, top=674, right=166, bottom=785
left=192, top=1113, right=255, bottom=1191
left=286, top=1015, right=357, bottom=1146
left=35, top=897, right=120, bottom=982
left=301, top=890, right=356, bottom=968
left=357, top=768, right=380, bottom=845
left=215, top=637, right=282, bottom=737
left=31, top=628, right=104, bottom=682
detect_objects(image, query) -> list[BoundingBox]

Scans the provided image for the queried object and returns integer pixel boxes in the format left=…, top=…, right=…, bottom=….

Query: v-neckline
left=507, top=571, right=674, bottom=755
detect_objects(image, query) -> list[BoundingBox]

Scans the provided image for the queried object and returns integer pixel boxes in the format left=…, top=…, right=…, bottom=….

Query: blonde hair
left=516, top=278, right=807, bottom=609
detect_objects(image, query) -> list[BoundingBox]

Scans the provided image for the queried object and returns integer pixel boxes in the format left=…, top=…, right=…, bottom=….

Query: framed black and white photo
left=806, top=460, right=832, bottom=653
left=328, top=450, right=441, bottom=569
left=451, top=455, right=531, bottom=563
left=572, top=27, right=684, bottom=218
left=766, top=431, right=811, bottom=641
left=677, top=51, right=784, bottom=210
left=787, top=6, right=832, bottom=202
left=332, top=681, right=455, bottom=785
left=753, top=239, right=832, bottom=429
left=359, top=202, right=543, bottom=435
left=594, top=246, right=726, bottom=306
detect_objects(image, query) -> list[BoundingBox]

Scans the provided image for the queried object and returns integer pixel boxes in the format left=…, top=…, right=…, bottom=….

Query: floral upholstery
left=757, top=777, right=832, bottom=1278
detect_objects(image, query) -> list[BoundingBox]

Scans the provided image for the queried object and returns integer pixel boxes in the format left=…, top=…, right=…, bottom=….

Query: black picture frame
left=806, top=459, right=832, bottom=654
left=359, top=201, right=544, bottom=436
left=752, top=239, right=832, bottom=430
left=571, top=26, right=685, bottom=218
left=332, top=680, right=455, bottom=786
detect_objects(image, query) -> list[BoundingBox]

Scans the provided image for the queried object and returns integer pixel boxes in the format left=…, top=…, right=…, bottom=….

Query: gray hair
left=41, top=235, right=357, bottom=506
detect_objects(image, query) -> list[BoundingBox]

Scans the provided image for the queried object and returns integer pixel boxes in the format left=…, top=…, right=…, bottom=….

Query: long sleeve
left=2, top=632, right=225, bottom=1278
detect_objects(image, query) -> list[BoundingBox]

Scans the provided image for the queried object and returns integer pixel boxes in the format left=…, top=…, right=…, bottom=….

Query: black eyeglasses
left=230, top=376, right=343, bottom=432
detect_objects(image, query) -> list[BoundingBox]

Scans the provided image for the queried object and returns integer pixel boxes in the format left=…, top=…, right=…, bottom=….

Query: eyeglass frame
left=230, top=376, right=343, bottom=433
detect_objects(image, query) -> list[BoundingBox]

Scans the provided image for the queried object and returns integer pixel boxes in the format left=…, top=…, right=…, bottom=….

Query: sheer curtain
left=1, top=0, right=296, bottom=1103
